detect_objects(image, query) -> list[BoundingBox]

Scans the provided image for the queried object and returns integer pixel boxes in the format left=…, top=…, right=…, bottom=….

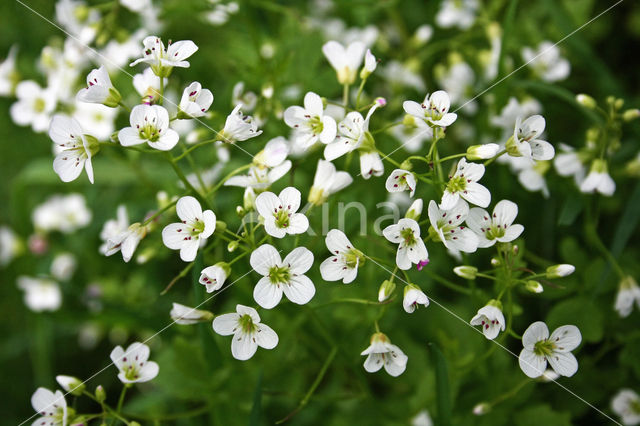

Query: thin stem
left=143, top=201, right=177, bottom=226
left=174, top=138, right=218, bottom=161
left=372, top=120, right=403, bottom=135
left=206, top=164, right=252, bottom=196
left=484, top=149, right=507, bottom=166
left=376, top=149, right=401, bottom=167
left=116, top=386, right=128, bottom=415
left=438, top=153, right=467, bottom=163
left=163, top=152, right=212, bottom=210
left=355, top=78, right=366, bottom=109
left=118, top=101, right=130, bottom=112
left=342, top=84, right=350, bottom=114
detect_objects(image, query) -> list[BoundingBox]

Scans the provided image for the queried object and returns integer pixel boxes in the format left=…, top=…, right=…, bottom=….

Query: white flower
left=360, top=49, right=377, bottom=79
left=428, top=199, right=479, bottom=253
left=437, top=61, right=476, bottom=113
left=325, top=104, right=378, bottom=161
left=17, top=276, right=62, bottom=312
left=110, top=342, right=159, bottom=383
left=518, top=321, right=581, bottom=378
left=10, top=80, right=56, bottom=132
left=0, top=225, right=21, bottom=266
left=507, top=157, right=550, bottom=197
left=50, top=252, right=76, bottom=281
left=76, top=65, right=121, bottom=107
left=284, top=91, right=337, bottom=149
left=178, top=81, right=214, bottom=118
left=49, top=115, right=97, bottom=184
left=403, top=90, right=457, bottom=128
left=72, top=102, right=118, bottom=140
left=118, top=104, right=179, bottom=151
left=615, top=276, right=640, bottom=318
left=441, top=158, right=490, bottom=210
left=199, top=262, right=230, bottom=293
left=99, top=205, right=128, bottom=254
left=120, top=0, right=150, bottom=12
left=546, top=264, right=575, bottom=278
left=130, top=36, right=198, bottom=77
left=212, top=304, right=279, bottom=360
left=390, top=115, right=433, bottom=153
left=162, top=196, right=216, bottom=262
left=554, top=143, right=586, bottom=185
left=411, top=410, right=434, bottom=426
left=0, top=45, right=18, bottom=96
left=255, top=187, right=308, bottom=238
left=170, top=303, right=213, bottom=325
left=436, top=0, right=478, bottom=29
left=319, top=229, right=364, bottom=284
left=30, top=387, right=67, bottom=426
left=466, top=143, right=500, bottom=161
left=580, top=159, right=615, bottom=196
left=32, top=194, right=91, bottom=234
left=466, top=200, right=524, bottom=248
left=133, top=67, right=165, bottom=103
left=250, top=244, right=315, bottom=308
left=359, top=150, right=384, bottom=179
left=322, top=40, right=366, bottom=85
left=380, top=60, right=425, bottom=92
left=507, top=115, right=555, bottom=160
left=219, top=104, right=262, bottom=143
left=308, top=159, right=353, bottom=205
left=470, top=301, right=505, bottom=340
left=492, top=97, right=542, bottom=138
left=383, top=218, right=428, bottom=270
left=231, top=81, right=257, bottom=111
left=56, top=375, right=84, bottom=395
left=55, top=0, right=99, bottom=44
left=403, top=284, right=429, bottom=313
left=225, top=138, right=291, bottom=190
left=522, top=41, right=570, bottom=83
left=385, top=169, right=417, bottom=197
left=105, top=223, right=146, bottom=263
left=361, top=332, right=408, bottom=377
left=612, top=389, right=640, bottom=426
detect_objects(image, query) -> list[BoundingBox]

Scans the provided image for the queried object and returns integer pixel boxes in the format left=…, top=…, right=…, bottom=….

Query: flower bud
left=546, top=264, right=575, bottom=278
left=399, top=159, right=413, bottom=171
left=56, top=375, right=85, bottom=396
left=540, top=369, right=560, bottom=382
left=413, top=24, right=433, bottom=45
left=576, top=94, right=596, bottom=109
left=95, top=385, right=107, bottom=403
left=490, top=257, right=501, bottom=267
left=227, top=240, right=239, bottom=252
left=360, top=49, right=377, bottom=80
left=473, top=402, right=491, bottom=415
left=615, top=98, right=625, bottom=110
left=170, top=303, right=214, bottom=325
left=261, top=83, right=274, bottom=99
left=466, top=143, right=500, bottom=160
left=454, top=265, right=478, bottom=280
left=374, top=97, right=387, bottom=108
left=215, top=220, right=227, bottom=233
left=405, top=199, right=423, bottom=221
left=236, top=206, right=246, bottom=217
left=244, top=188, right=256, bottom=210
left=525, top=280, right=543, bottom=293
left=378, top=280, right=396, bottom=302
left=623, top=109, right=640, bottom=122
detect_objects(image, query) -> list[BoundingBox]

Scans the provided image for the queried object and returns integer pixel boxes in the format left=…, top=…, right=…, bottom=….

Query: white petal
left=326, top=229, right=352, bottom=254
left=256, top=324, right=279, bottom=349
left=283, top=247, right=314, bottom=274
left=363, top=353, right=384, bottom=373
left=522, top=321, right=549, bottom=349
left=462, top=182, right=491, bottom=208
left=118, top=127, right=146, bottom=146
left=162, top=223, right=186, bottom=249
left=319, top=256, right=346, bottom=282
left=519, top=348, right=547, bottom=378
left=255, top=191, right=280, bottom=219
left=396, top=245, right=412, bottom=270
left=176, top=196, right=203, bottom=222
left=530, top=140, right=555, bottom=161
left=547, top=351, right=578, bottom=377
left=283, top=275, right=315, bottom=305
left=549, top=325, right=582, bottom=353
left=253, top=276, right=282, bottom=309
left=493, top=200, right=518, bottom=227
left=53, top=151, right=85, bottom=182
left=137, top=361, right=159, bottom=382
left=279, top=186, right=301, bottom=212
left=287, top=213, right=309, bottom=235
left=231, top=331, right=258, bottom=361
left=148, top=129, right=179, bottom=151
left=250, top=244, right=281, bottom=275
left=179, top=240, right=199, bottom=262
left=500, top=224, right=524, bottom=242
left=303, top=91, right=323, bottom=117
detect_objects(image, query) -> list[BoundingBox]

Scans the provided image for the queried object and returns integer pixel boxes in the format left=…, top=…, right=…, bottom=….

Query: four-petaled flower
left=130, top=36, right=198, bottom=77
left=178, top=81, right=214, bottom=118
left=284, top=91, right=336, bottom=149
left=518, top=321, right=581, bottom=378
left=30, top=387, right=67, bottom=426
left=319, top=229, right=364, bottom=284
left=611, top=389, right=640, bottom=426
left=255, top=187, right=308, bottom=238
left=118, top=104, right=179, bottom=151
left=308, top=159, right=353, bottom=205
left=403, top=284, right=429, bottom=313
left=507, top=115, right=555, bottom=160
left=427, top=199, right=479, bottom=253
left=383, top=218, right=429, bottom=270
left=250, top=244, right=315, bottom=309
left=49, top=114, right=98, bottom=184
left=361, top=332, right=408, bottom=377
left=110, top=342, right=159, bottom=383
left=466, top=200, right=524, bottom=247
left=470, top=300, right=506, bottom=340
left=199, top=262, right=230, bottom=293
left=385, top=168, right=417, bottom=197
left=219, top=104, right=262, bottom=143
left=162, top=196, right=216, bottom=262
left=441, top=158, right=490, bottom=210
left=212, top=304, right=279, bottom=360
left=324, top=104, right=378, bottom=161
left=403, top=90, right=458, bottom=128
left=76, top=65, right=121, bottom=107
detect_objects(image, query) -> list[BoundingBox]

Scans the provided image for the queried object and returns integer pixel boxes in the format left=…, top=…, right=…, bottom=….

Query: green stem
left=163, top=153, right=212, bottom=210
left=206, top=164, right=252, bottom=196
left=484, top=149, right=507, bottom=166
left=438, top=153, right=467, bottom=163
left=174, top=139, right=218, bottom=161
left=372, top=120, right=403, bottom=135
left=342, top=84, right=350, bottom=114
left=355, top=78, right=366, bottom=109
left=375, top=149, right=402, bottom=167
left=143, top=201, right=177, bottom=226
left=116, top=386, right=128, bottom=415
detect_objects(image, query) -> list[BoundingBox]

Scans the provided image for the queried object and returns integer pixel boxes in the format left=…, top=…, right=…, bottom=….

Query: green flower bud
left=546, top=264, right=575, bottom=278
left=215, top=220, right=227, bottom=233
left=623, top=109, right=640, bottom=122
left=473, top=402, right=491, bottom=415
left=95, top=385, right=107, bottom=403
left=405, top=199, right=423, bottom=221
left=576, top=94, right=596, bottom=109
left=56, top=375, right=85, bottom=396
left=227, top=240, right=239, bottom=252
left=453, top=266, right=478, bottom=280
left=525, top=280, right=543, bottom=293
left=378, top=280, right=396, bottom=302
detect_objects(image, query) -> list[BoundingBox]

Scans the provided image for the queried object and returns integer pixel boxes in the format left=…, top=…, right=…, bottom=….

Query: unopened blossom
left=99, top=205, right=128, bottom=255
left=385, top=169, right=417, bottom=197
left=383, top=218, right=428, bottom=270
left=32, top=193, right=91, bottom=234
left=518, top=321, right=581, bottom=378
left=178, top=81, right=214, bottom=118
left=30, top=387, right=67, bottom=426
left=324, top=104, right=378, bottom=161
left=250, top=244, right=315, bottom=308
left=284, top=91, right=336, bottom=149
left=427, top=199, right=479, bottom=253
left=212, top=304, right=278, bottom=360
left=56, top=375, right=84, bottom=396
left=436, top=0, right=478, bottom=29
left=50, top=252, right=76, bottom=281
left=308, top=159, right=353, bottom=205
left=162, top=196, right=216, bottom=262
left=359, top=150, right=384, bottom=179
left=522, top=41, right=570, bottom=83
left=403, top=90, right=458, bottom=128
left=118, top=104, right=179, bottom=151
left=405, top=198, right=423, bottom=221
left=255, top=187, right=308, bottom=238
left=403, top=284, right=429, bottom=313
left=441, top=158, right=490, bottom=210
left=612, top=389, right=640, bottom=426
left=580, top=159, right=615, bottom=196
left=199, top=262, right=230, bottom=293
left=0, top=45, right=18, bottom=96
left=105, top=223, right=147, bottom=263
left=130, top=36, right=198, bottom=77
left=320, top=229, right=365, bottom=284
left=17, top=276, right=62, bottom=312
left=378, top=280, right=396, bottom=302
left=615, top=276, right=640, bottom=318
left=361, top=332, right=408, bottom=377
left=133, top=68, right=166, bottom=104
left=466, top=143, right=500, bottom=160
left=219, top=104, right=262, bottom=143
left=76, top=65, right=122, bottom=107
left=110, top=342, right=159, bottom=383
left=322, top=40, right=366, bottom=85
left=170, top=303, right=213, bottom=325
left=470, top=300, right=505, bottom=340
left=10, top=80, right=56, bottom=132
left=49, top=115, right=98, bottom=184
left=546, top=264, right=575, bottom=278
left=454, top=265, right=478, bottom=280
left=466, top=200, right=524, bottom=248
left=411, top=410, right=434, bottom=426
left=360, top=49, right=377, bottom=79
left=507, top=115, right=555, bottom=160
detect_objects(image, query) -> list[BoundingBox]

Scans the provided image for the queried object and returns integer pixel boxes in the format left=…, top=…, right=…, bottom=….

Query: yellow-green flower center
left=485, top=225, right=506, bottom=240
left=33, top=97, right=46, bottom=113
left=268, top=265, right=290, bottom=284
left=274, top=208, right=290, bottom=228
left=139, top=122, right=161, bottom=142
left=533, top=339, right=555, bottom=357
left=238, top=314, right=257, bottom=334
left=446, top=175, right=467, bottom=193
left=308, top=116, right=324, bottom=135
left=344, top=248, right=364, bottom=269
left=400, top=228, right=416, bottom=246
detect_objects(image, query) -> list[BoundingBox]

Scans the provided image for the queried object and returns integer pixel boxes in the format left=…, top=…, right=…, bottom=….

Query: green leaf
left=546, top=298, right=604, bottom=343
left=430, top=343, right=451, bottom=426
left=515, top=404, right=571, bottom=426
left=248, top=370, right=263, bottom=426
